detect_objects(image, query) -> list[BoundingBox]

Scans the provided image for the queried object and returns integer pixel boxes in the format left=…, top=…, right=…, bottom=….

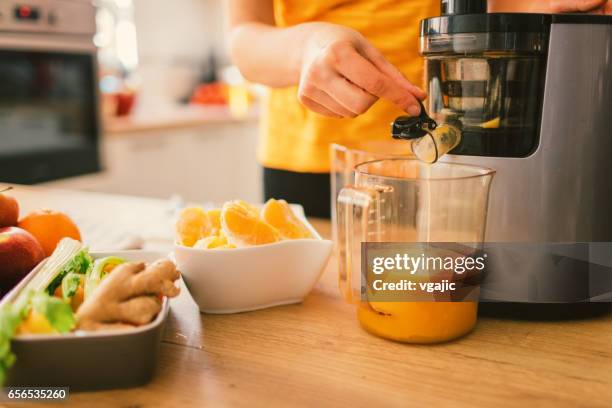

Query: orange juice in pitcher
left=336, top=159, right=494, bottom=343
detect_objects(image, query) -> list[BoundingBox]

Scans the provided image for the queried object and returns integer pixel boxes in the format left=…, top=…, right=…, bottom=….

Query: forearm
left=227, top=0, right=425, bottom=118
left=229, top=22, right=316, bottom=88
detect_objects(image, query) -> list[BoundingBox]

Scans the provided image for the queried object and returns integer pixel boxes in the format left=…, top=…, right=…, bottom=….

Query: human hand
left=550, top=0, right=611, bottom=13
left=489, top=0, right=611, bottom=13
left=297, top=23, right=426, bottom=119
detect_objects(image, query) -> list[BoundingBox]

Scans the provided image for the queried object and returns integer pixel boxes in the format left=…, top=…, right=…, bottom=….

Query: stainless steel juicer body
left=421, top=13, right=612, bottom=302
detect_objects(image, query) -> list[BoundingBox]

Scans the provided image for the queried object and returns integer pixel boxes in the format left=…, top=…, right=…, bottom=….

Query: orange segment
left=218, top=244, right=237, bottom=249
left=206, top=209, right=222, bottom=236
left=194, top=235, right=228, bottom=249
left=221, top=200, right=280, bottom=246
left=261, top=199, right=313, bottom=239
left=176, top=207, right=209, bottom=247
left=194, top=236, right=236, bottom=249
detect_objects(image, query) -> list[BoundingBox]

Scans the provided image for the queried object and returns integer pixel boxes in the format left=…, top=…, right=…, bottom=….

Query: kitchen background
left=2, top=0, right=261, bottom=204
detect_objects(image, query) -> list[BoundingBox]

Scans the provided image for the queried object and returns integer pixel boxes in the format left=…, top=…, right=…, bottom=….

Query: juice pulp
left=357, top=301, right=477, bottom=343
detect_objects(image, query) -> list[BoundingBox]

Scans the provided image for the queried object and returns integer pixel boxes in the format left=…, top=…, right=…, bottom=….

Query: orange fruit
left=18, top=209, right=81, bottom=257
left=261, top=199, right=313, bottom=239
left=176, top=207, right=209, bottom=247
left=221, top=200, right=280, bottom=246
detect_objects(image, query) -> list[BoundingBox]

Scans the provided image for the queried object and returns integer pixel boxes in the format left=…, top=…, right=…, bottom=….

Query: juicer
left=398, top=0, right=612, bottom=303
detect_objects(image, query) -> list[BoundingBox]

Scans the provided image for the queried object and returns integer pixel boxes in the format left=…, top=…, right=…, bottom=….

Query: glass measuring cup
left=337, top=159, right=495, bottom=343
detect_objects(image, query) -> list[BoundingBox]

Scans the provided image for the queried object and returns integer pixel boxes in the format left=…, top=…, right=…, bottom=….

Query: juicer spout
left=391, top=100, right=437, bottom=140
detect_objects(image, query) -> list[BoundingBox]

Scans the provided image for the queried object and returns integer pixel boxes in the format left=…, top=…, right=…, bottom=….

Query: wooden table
left=11, top=212, right=612, bottom=408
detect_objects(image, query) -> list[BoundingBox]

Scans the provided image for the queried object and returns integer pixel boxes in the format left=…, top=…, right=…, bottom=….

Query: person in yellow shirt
left=228, top=0, right=611, bottom=218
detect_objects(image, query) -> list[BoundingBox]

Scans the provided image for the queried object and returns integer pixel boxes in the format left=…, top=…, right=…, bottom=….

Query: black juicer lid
left=421, top=13, right=612, bottom=36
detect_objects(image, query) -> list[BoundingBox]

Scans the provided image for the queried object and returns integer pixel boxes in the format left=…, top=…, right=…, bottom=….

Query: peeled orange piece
left=221, top=200, right=280, bottom=246
left=206, top=209, right=222, bottom=236
left=261, top=199, right=313, bottom=239
left=194, top=235, right=235, bottom=249
left=176, top=207, right=209, bottom=247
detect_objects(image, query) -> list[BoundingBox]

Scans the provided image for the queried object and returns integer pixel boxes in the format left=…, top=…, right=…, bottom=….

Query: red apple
left=0, top=188, right=19, bottom=227
left=0, top=226, right=45, bottom=296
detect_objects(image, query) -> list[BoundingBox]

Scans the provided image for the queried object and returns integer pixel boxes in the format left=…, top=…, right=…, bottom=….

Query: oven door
left=0, top=34, right=100, bottom=184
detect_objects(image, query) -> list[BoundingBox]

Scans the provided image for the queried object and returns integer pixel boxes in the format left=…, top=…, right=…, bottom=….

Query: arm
left=489, top=0, right=610, bottom=13
left=227, top=0, right=306, bottom=88
left=228, top=0, right=426, bottom=118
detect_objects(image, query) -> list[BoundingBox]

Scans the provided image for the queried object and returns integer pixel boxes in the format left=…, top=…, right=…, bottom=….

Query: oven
left=0, top=0, right=100, bottom=184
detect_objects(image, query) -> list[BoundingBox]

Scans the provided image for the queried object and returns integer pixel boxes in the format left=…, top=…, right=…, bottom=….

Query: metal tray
left=1, top=251, right=171, bottom=391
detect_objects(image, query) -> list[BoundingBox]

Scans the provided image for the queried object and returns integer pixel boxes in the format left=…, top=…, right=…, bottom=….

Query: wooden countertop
left=11, top=210, right=612, bottom=407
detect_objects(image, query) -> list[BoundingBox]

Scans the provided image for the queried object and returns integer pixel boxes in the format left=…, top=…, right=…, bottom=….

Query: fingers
left=300, top=72, right=378, bottom=117
left=550, top=0, right=606, bottom=12
left=361, top=42, right=427, bottom=100
left=298, top=40, right=426, bottom=118
left=298, top=81, right=356, bottom=117
left=334, top=45, right=422, bottom=116
left=298, top=94, right=343, bottom=118
left=325, top=76, right=379, bottom=116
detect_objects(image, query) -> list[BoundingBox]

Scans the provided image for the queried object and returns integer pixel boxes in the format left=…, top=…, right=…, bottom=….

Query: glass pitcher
left=337, top=158, right=495, bottom=343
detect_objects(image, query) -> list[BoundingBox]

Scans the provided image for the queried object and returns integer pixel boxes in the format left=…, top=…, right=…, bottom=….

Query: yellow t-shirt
left=258, top=0, right=439, bottom=173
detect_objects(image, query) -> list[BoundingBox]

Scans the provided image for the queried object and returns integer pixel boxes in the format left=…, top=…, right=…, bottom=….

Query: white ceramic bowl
left=174, top=217, right=332, bottom=313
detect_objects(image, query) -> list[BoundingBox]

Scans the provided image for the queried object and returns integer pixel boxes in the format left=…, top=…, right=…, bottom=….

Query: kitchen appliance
left=0, top=0, right=100, bottom=184
left=412, top=0, right=612, bottom=302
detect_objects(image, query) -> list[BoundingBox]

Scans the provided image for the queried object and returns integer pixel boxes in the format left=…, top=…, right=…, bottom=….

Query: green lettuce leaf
left=31, top=293, right=75, bottom=333
left=46, top=249, right=93, bottom=296
left=0, top=292, right=75, bottom=385
left=60, top=273, right=83, bottom=301
left=0, top=299, right=30, bottom=386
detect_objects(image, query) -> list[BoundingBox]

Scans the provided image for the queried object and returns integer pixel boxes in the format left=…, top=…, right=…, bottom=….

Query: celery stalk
left=14, top=238, right=84, bottom=308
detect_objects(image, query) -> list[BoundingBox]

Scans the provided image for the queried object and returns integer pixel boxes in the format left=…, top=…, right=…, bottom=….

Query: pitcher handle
left=337, top=185, right=380, bottom=304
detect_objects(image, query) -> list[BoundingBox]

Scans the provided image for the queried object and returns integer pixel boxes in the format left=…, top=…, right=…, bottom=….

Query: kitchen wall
left=133, top=0, right=229, bottom=110
left=44, top=0, right=263, bottom=205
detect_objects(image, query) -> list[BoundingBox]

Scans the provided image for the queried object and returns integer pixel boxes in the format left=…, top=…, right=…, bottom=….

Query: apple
left=0, top=226, right=45, bottom=296
left=0, top=187, right=19, bottom=227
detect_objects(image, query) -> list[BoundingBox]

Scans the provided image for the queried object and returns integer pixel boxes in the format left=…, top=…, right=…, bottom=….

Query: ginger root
left=76, top=259, right=180, bottom=331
